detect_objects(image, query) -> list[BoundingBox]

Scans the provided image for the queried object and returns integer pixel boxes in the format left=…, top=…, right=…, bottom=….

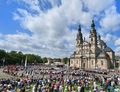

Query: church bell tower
left=76, top=25, right=83, bottom=46
left=76, top=25, right=83, bottom=54
left=89, top=20, right=97, bottom=54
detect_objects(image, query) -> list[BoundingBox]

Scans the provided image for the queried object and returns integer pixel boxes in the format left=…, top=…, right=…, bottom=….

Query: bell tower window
left=91, top=38, right=93, bottom=41
left=101, top=61, right=103, bottom=65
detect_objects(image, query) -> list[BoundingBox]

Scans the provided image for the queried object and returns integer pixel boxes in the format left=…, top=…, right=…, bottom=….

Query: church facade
left=70, top=20, right=115, bottom=69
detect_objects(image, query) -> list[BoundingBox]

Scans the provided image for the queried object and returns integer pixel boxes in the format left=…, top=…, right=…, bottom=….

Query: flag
left=25, top=56, right=27, bottom=68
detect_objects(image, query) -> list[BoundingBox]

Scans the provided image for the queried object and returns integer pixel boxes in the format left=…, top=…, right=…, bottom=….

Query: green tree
left=0, top=49, right=48, bottom=65
left=42, top=57, right=48, bottom=63
left=0, top=49, right=6, bottom=58
left=0, top=49, right=7, bottom=66
left=63, top=57, right=69, bottom=64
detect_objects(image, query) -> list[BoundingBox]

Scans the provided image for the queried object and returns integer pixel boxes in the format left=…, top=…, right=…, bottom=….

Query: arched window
left=77, top=60, right=79, bottom=64
left=101, top=61, right=103, bottom=65
left=83, top=63, right=85, bottom=67
left=92, top=60, right=93, bottom=65
left=91, top=38, right=93, bottom=41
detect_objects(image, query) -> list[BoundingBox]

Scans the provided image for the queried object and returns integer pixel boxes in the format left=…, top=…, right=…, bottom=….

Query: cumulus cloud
left=17, top=0, right=41, bottom=12
left=84, top=0, right=114, bottom=13
left=115, top=46, right=120, bottom=55
left=1, top=0, right=120, bottom=57
left=115, top=38, right=120, bottom=46
left=101, top=34, right=117, bottom=43
left=100, top=6, right=120, bottom=32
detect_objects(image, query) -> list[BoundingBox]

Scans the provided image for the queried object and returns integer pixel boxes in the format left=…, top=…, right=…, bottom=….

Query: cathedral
left=70, top=20, right=115, bottom=69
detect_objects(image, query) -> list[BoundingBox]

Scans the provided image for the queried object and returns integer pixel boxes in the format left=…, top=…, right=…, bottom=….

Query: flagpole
left=21, top=59, right=23, bottom=66
left=2, top=58, right=5, bottom=67
left=25, top=56, right=27, bottom=70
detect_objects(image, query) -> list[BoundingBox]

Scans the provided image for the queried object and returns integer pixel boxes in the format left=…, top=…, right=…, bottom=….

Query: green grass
left=25, top=84, right=34, bottom=92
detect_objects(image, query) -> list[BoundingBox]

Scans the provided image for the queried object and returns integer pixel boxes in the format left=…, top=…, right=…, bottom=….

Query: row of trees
left=0, top=49, right=69, bottom=66
left=0, top=49, right=47, bottom=66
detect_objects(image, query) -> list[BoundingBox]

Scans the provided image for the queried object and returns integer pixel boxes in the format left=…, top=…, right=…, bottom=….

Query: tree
left=63, top=57, right=69, bottom=64
left=42, top=57, right=48, bottom=63
left=0, top=49, right=48, bottom=65
left=0, top=49, right=6, bottom=66
left=0, top=49, right=6, bottom=59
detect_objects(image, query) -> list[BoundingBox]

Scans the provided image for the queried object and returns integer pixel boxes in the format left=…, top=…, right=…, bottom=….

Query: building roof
left=103, top=47, right=113, bottom=52
left=96, top=47, right=102, bottom=57
left=98, top=51, right=107, bottom=58
left=98, top=40, right=106, bottom=47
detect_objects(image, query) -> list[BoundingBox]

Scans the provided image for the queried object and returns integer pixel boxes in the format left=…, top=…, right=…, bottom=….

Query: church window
left=101, top=61, right=103, bottom=65
left=91, top=38, right=93, bottom=41
left=77, top=60, right=79, bottom=64
left=92, top=60, right=93, bottom=65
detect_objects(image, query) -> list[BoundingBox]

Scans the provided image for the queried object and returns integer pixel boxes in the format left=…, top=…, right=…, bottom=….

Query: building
left=115, top=56, right=120, bottom=69
left=46, top=58, right=64, bottom=65
left=70, top=20, right=115, bottom=69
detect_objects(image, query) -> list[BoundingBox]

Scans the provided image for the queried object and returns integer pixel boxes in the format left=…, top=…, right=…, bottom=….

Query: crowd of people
left=0, top=64, right=120, bottom=92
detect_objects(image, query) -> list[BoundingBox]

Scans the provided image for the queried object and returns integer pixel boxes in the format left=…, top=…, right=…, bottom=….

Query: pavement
left=0, top=69, right=14, bottom=79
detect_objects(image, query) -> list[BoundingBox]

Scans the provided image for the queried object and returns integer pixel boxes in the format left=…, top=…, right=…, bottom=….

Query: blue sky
left=0, top=0, right=29, bottom=34
left=0, top=0, right=120, bottom=57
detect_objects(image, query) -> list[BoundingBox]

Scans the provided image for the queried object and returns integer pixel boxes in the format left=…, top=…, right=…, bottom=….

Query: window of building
left=77, top=60, right=79, bottom=64
left=92, top=60, right=93, bottom=65
left=91, top=38, right=93, bottom=41
left=101, top=61, right=103, bottom=65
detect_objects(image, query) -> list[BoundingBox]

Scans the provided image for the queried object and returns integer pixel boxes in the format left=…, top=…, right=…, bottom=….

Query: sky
left=0, top=0, right=120, bottom=58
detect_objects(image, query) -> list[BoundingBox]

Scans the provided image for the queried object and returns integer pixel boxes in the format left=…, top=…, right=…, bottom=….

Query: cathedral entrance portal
left=82, top=62, right=85, bottom=69
left=81, top=57, right=88, bottom=69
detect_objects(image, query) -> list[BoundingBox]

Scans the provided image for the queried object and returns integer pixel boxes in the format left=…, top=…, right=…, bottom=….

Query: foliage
left=0, top=49, right=45, bottom=65
left=63, top=57, right=69, bottom=64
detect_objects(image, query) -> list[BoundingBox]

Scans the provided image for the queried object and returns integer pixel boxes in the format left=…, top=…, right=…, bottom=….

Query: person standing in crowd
left=107, top=79, right=111, bottom=92
left=93, top=80, right=98, bottom=92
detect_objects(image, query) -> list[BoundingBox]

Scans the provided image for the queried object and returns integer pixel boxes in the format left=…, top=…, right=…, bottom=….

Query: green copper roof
left=91, top=19, right=95, bottom=28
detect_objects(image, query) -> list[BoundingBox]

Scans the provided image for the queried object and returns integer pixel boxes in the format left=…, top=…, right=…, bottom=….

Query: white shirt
left=78, top=86, right=81, bottom=92
left=32, top=85, right=35, bottom=92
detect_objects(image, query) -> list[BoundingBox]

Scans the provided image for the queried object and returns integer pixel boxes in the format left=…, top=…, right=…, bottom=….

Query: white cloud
left=48, top=0, right=61, bottom=7
left=115, top=38, right=120, bottom=46
left=1, top=0, right=120, bottom=57
left=17, top=0, right=41, bottom=12
left=115, top=47, right=120, bottom=55
left=101, top=34, right=117, bottom=43
left=84, top=0, right=115, bottom=13
left=100, top=6, right=120, bottom=32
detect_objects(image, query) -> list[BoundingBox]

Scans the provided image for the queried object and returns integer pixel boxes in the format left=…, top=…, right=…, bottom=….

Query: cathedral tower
left=89, top=20, right=97, bottom=68
left=76, top=25, right=83, bottom=54
left=76, top=25, right=83, bottom=46
left=70, top=19, right=115, bottom=70
left=89, top=20, right=97, bottom=54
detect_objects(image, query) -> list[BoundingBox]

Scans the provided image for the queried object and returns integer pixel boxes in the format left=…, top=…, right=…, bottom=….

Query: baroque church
left=70, top=20, right=115, bottom=69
